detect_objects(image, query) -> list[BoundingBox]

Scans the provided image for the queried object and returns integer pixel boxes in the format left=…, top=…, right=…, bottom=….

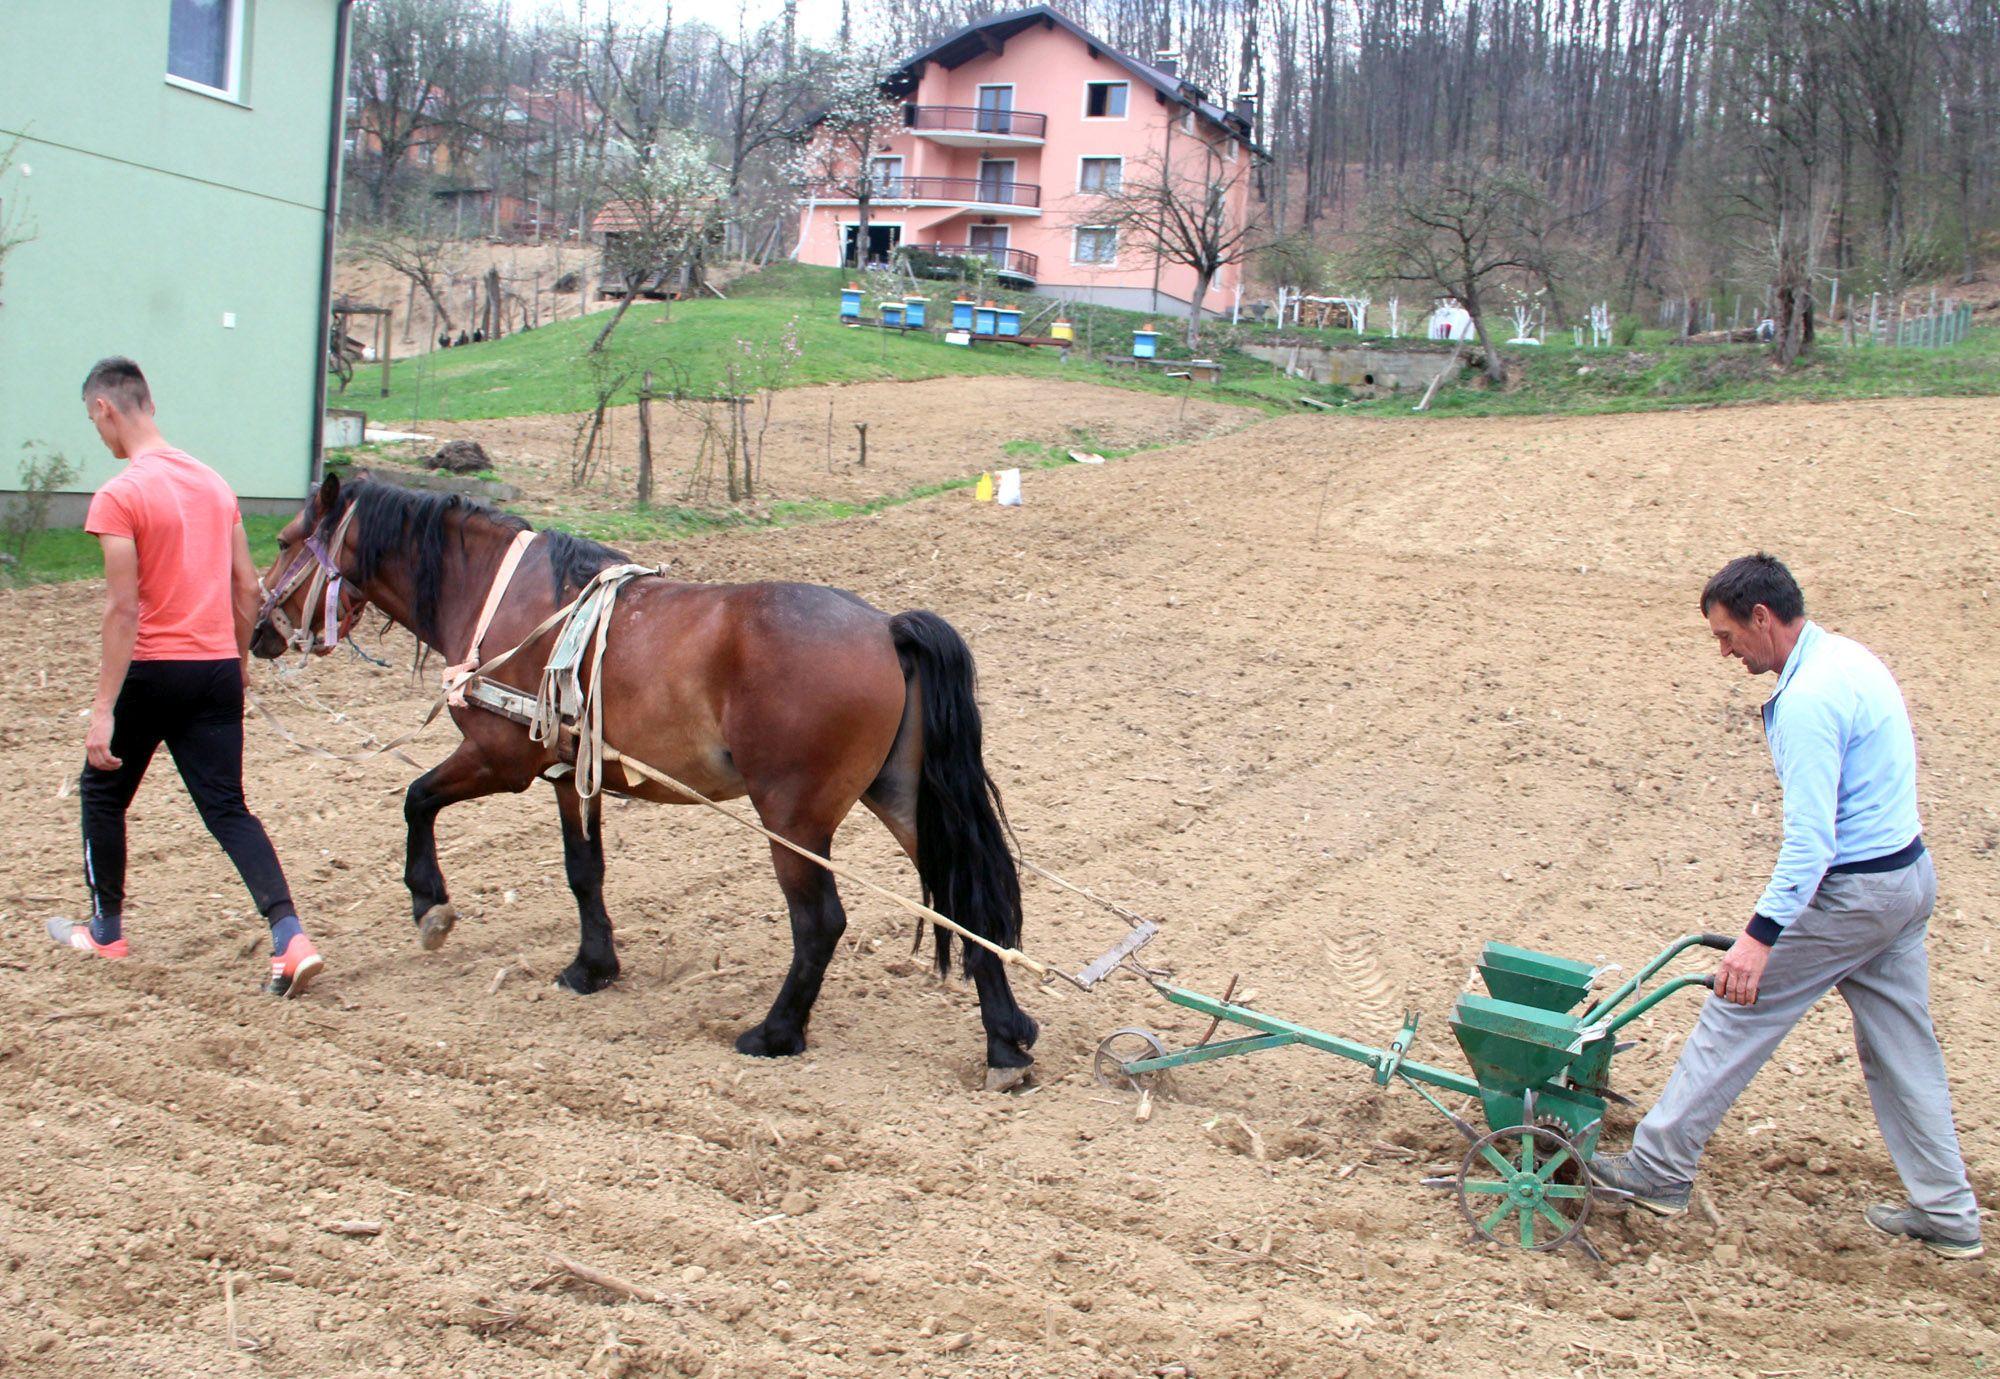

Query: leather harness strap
left=443, top=528, right=539, bottom=706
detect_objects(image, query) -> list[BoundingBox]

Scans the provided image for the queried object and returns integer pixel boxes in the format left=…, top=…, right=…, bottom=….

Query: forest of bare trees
left=341, top=0, right=2000, bottom=327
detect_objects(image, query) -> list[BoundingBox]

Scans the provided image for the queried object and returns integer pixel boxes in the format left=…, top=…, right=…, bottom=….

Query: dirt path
left=2, top=397, right=1995, bottom=1377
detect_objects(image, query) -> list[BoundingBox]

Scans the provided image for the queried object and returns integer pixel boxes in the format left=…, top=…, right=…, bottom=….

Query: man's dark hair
left=81, top=357, right=153, bottom=414
left=1701, top=553, right=1805, bottom=623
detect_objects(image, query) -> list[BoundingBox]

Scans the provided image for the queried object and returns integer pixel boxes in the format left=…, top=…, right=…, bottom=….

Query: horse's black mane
left=318, top=478, right=627, bottom=645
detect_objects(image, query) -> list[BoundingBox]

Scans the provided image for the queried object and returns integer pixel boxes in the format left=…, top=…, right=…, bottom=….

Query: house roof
left=884, top=5, right=1263, bottom=155
left=591, top=196, right=721, bottom=235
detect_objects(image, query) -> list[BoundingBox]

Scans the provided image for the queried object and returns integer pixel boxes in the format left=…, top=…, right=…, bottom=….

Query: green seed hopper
left=1095, top=932, right=1734, bottom=1254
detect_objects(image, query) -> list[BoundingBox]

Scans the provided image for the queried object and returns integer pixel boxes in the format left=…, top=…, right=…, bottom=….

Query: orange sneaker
left=46, top=917, right=128, bottom=960
left=265, top=934, right=324, bottom=999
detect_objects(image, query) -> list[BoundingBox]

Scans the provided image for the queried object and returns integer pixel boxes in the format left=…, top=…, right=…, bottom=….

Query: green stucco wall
left=0, top=0, right=344, bottom=504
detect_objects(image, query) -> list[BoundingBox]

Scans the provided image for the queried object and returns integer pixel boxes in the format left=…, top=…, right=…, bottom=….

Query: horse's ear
left=318, top=471, right=341, bottom=515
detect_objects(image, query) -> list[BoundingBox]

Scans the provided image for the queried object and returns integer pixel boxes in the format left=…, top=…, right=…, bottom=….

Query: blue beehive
left=1133, top=324, right=1158, bottom=359
left=995, top=304, right=1021, bottom=337
left=840, top=283, right=862, bottom=319
left=951, top=296, right=975, bottom=330
left=974, top=301, right=999, bottom=335
left=881, top=301, right=905, bottom=327
left=904, top=296, right=927, bottom=328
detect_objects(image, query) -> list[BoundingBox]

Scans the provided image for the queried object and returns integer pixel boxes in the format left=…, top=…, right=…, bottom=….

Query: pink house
left=795, top=6, right=1261, bottom=318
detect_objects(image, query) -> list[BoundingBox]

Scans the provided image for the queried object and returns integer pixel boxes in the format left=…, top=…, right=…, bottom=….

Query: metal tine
left=1067, top=920, right=1161, bottom=990
left=1522, top=1087, right=1537, bottom=1127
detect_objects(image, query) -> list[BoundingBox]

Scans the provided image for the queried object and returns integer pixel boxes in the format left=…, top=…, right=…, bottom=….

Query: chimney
left=1155, top=49, right=1181, bottom=77
left=1233, top=90, right=1257, bottom=130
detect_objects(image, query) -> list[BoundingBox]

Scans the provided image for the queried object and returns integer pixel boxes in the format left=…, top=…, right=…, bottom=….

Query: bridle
left=257, top=503, right=365, bottom=656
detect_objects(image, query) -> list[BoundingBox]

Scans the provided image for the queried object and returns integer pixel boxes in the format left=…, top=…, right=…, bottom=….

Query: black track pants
left=79, top=659, right=295, bottom=924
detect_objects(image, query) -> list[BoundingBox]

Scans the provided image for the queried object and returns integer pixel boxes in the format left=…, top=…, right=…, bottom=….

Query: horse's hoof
left=735, top=1023, right=806, bottom=1058
left=417, top=903, right=459, bottom=952
left=984, top=1064, right=1033, bottom=1093
left=556, top=962, right=619, bottom=994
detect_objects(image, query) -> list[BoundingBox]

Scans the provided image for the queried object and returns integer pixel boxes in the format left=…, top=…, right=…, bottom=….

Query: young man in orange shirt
left=49, top=357, right=323, bottom=997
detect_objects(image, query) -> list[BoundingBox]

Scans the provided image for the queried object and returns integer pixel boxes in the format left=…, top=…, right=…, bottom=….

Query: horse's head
left=251, top=473, right=367, bottom=660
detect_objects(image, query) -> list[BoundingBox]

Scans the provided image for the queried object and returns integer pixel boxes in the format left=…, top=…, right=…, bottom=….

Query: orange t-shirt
left=84, top=447, right=243, bottom=661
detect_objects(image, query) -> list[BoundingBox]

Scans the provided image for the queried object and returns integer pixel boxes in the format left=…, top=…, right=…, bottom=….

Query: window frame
left=975, top=157, right=1017, bottom=203
left=1072, top=225, right=1118, bottom=266
left=867, top=154, right=906, bottom=198
left=975, top=82, right=1016, bottom=134
left=1082, top=81, right=1129, bottom=120
left=165, top=0, right=248, bottom=104
left=1076, top=155, right=1124, bottom=195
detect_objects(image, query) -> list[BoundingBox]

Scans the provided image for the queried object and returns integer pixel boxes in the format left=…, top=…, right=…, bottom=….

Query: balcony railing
left=903, top=104, right=1048, bottom=139
left=821, top=176, right=1042, bottom=209
left=926, top=243, right=1040, bottom=278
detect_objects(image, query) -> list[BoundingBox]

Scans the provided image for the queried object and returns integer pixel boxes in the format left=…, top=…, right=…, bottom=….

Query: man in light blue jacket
left=1592, top=554, right=1982, bottom=1258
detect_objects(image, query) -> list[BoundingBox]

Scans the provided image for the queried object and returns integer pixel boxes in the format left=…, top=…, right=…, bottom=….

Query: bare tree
left=351, top=227, right=466, bottom=330
left=1351, top=162, right=1567, bottom=385
left=1088, top=146, right=1262, bottom=347
left=347, top=0, right=502, bottom=220
left=1823, top=0, right=1932, bottom=290
left=713, top=17, right=812, bottom=254
left=1731, top=0, right=1839, bottom=364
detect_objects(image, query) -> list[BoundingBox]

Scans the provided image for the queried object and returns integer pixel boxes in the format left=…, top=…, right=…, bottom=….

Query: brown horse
left=251, top=474, right=1038, bottom=1078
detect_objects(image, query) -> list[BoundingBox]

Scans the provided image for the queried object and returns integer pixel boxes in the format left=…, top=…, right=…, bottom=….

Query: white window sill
left=165, top=74, right=250, bottom=109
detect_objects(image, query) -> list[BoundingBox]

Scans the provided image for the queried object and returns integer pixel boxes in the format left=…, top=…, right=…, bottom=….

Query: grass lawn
left=339, top=259, right=2000, bottom=429
left=337, top=262, right=1345, bottom=425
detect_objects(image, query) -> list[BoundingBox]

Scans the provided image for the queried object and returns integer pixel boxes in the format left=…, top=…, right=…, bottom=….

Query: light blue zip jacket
left=1751, top=620, right=1924, bottom=938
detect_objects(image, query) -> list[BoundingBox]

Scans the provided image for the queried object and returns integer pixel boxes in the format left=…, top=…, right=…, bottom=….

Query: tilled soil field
left=388, top=375, right=1256, bottom=517
left=1, top=396, right=1995, bottom=1378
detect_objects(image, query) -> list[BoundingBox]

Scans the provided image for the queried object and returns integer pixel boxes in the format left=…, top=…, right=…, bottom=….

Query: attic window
left=167, top=0, right=243, bottom=100
left=1085, top=82, right=1128, bottom=118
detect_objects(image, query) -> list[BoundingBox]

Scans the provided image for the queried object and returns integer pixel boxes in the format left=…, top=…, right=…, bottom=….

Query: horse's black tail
left=889, top=610, right=1021, bottom=976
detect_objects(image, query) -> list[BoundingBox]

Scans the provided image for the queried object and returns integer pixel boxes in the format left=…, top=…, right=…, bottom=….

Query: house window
left=167, top=0, right=243, bottom=98
left=1084, top=82, right=1128, bottom=118
left=1078, top=157, right=1123, bottom=193
left=868, top=155, right=905, bottom=197
left=1074, top=226, right=1117, bottom=265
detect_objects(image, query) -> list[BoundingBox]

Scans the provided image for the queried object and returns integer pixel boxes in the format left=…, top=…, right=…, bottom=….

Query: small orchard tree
left=1351, top=162, right=1567, bottom=386
left=1090, top=147, right=1260, bottom=348
left=793, top=49, right=904, bottom=271
left=590, top=129, right=726, bottom=354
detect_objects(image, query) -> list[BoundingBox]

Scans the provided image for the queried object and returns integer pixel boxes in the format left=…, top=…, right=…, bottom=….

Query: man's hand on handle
left=1714, top=931, right=1772, bottom=1006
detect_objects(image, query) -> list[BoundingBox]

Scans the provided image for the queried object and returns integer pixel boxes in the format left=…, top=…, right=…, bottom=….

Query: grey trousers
left=1629, top=853, right=1981, bottom=1238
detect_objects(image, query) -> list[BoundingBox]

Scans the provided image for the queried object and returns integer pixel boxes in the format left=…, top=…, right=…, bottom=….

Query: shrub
left=2, top=444, right=77, bottom=572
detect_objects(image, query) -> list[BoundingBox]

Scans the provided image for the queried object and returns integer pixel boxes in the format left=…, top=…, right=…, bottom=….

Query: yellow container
left=1051, top=319, right=1074, bottom=341
left=974, top=472, right=995, bottom=502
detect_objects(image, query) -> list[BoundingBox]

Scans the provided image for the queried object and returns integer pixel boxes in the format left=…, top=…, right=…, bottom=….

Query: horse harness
left=435, top=530, right=663, bottom=800
left=258, top=504, right=367, bottom=656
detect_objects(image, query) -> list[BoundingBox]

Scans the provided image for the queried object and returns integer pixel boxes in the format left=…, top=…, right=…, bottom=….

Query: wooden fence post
left=636, top=370, right=654, bottom=508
